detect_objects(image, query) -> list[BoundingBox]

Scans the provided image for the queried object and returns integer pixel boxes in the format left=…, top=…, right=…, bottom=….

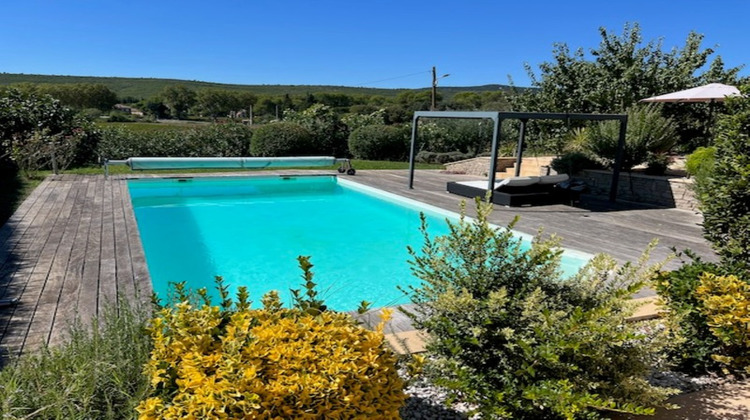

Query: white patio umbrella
left=640, top=83, right=742, bottom=141
left=640, top=83, right=740, bottom=103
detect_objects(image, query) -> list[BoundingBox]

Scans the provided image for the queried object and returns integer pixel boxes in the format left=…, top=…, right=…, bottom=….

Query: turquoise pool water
left=128, top=175, right=591, bottom=311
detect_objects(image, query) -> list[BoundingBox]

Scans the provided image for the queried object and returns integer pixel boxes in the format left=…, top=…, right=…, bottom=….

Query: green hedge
left=250, top=121, right=316, bottom=157
left=348, top=124, right=408, bottom=161
left=98, top=122, right=252, bottom=159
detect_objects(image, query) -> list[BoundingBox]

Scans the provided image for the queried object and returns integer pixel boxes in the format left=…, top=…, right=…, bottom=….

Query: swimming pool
left=128, top=175, right=591, bottom=311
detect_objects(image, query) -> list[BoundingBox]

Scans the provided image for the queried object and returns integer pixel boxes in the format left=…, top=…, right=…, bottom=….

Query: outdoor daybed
left=446, top=174, right=578, bottom=206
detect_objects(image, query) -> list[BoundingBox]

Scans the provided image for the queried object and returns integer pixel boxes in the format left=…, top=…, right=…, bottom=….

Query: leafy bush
left=404, top=199, right=675, bottom=418
left=0, top=88, right=101, bottom=171
left=652, top=251, right=722, bottom=373
left=0, top=301, right=151, bottom=419
left=138, top=268, right=405, bottom=419
left=685, top=146, right=715, bottom=178
left=696, top=87, right=750, bottom=277
left=644, top=152, right=672, bottom=175
left=341, top=108, right=386, bottom=132
left=98, top=123, right=252, bottom=159
left=283, top=104, right=349, bottom=156
left=417, top=120, right=493, bottom=155
left=586, top=105, right=678, bottom=170
left=696, top=273, right=750, bottom=373
left=348, top=124, right=409, bottom=161
left=187, top=122, right=253, bottom=157
left=550, top=151, right=603, bottom=175
left=250, top=121, right=315, bottom=157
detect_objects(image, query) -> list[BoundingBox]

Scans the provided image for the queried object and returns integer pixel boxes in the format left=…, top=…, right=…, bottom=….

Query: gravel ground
left=400, top=374, right=472, bottom=420
left=397, top=321, right=730, bottom=418
left=398, top=364, right=729, bottom=419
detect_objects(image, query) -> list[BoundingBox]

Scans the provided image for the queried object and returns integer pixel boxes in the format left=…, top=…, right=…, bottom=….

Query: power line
left=355, top=70, right=431, bottom=87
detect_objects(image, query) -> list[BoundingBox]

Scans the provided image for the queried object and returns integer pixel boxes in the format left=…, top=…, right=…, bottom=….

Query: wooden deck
left=0, top=170, right=716, bottom=356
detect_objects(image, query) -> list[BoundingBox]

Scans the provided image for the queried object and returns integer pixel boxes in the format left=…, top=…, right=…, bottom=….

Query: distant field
left=0, top=72, right=516, bottom=100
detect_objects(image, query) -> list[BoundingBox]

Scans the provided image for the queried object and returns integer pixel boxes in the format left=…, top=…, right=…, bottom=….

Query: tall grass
left=0, top=301, right=152, bottom=419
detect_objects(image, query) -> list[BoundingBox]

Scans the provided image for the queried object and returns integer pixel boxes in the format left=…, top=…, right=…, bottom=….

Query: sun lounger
left=447, top=174, right=575, bottom=206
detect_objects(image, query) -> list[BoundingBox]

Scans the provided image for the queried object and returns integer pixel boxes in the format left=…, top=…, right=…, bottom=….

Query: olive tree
left=509, top=23, right=745, bottom=150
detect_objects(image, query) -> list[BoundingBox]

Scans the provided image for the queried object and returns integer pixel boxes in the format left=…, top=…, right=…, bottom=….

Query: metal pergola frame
left=408, top=111, right=628, bottom=202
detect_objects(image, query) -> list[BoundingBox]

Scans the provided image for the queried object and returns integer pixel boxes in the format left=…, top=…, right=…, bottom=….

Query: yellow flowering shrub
left=695, top=273, right=750, bottom=372
left=137, top=278, right=405, bottom=419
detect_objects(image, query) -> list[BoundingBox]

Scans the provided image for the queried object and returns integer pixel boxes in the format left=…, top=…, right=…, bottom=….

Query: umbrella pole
left=708, top=99, right=715, bottom=142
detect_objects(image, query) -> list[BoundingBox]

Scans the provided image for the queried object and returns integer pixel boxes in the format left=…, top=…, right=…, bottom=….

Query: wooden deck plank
left=16, top=180, right=74, bottom=351
left=23, top=179, right=83, bottom=350
left=112, top=179, right=136, bottom=302
left=0, top=179, right=53, bottom=278
left=49, top=179, right=96, bottom=345
left=0, top=179, right=73, bottom=354
left=77, top=177, right=103, bottom=326
left=0, top=176, right=52, bottom=249
left=119, top=179, right=152, bottom=304
left=98, top=179, right=118, bottom=315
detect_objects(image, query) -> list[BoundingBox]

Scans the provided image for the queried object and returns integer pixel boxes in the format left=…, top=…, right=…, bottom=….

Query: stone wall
left=581, top=170, right=698, bottom=210
left=444, top=157, right=515, bottom=176
left=444, top=156, right=553, bottom=178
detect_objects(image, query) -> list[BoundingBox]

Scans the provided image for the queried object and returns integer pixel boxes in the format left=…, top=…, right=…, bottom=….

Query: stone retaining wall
left=444, top=156, right=553, bottom=177
left=581, top=169, right=698, bottom=210
left=444, top=157, right=515, bottom=176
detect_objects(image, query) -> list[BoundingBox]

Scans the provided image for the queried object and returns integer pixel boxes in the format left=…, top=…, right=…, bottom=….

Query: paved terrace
left=0, top=170, right=716, bottom=357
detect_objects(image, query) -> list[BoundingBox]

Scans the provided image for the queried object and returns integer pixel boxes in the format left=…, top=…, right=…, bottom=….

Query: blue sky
left=2, top=0, right=748, bottom=88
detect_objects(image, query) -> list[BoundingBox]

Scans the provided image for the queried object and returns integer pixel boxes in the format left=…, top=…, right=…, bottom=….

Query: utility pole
left=431, top=66, right=450, bottom=111
left=431, top=66, right=437, bottom=111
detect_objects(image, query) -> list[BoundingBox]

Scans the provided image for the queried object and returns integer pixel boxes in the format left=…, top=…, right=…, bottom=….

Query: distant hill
left=0, top=73, right=519, bottom=100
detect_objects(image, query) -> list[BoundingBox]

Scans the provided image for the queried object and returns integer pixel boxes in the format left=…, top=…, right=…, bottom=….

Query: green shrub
left=644, top=152, right=671, bottom=175
left=685, top=146, right=715, bottom=177
left=283, top=104, right=349, bottom=156
left=341, top=108, right=386, bottom=132
left=138, top=267, right=405, bottom=419
left=685, top=146, right=716, bottom=205
left=0, top=301, right=151, bottom=419
left=416, top=120, right=492, bottom=155
left=696, top=273, right=750, bottom=373
left=652, top=251, right=722, bottom=373
left=404, top=199, right=676, bottom=418
left=0, top=88, right=101, bottom=170
left=550, top=151, right=603, bottom=175
left=586, top=105, right=678, bottom=171
left=697, top=87, right=750, bottom=277
left=348, top=124, right=408, bottom=161
left=97, top=123, right=252, bottom=159
left=184, top=122, right=253, bottom=157
left=250, top=121, right=315, bottom=157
